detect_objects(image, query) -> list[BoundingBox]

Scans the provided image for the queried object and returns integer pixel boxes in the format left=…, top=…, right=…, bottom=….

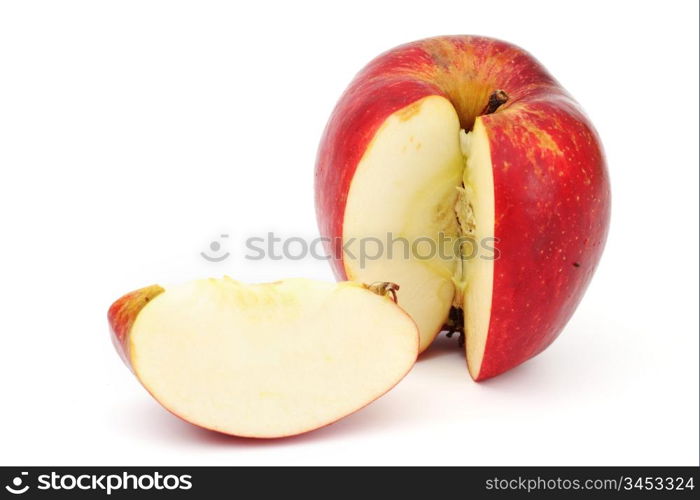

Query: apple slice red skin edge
left=107, top=285, right=164, bottom=370
left=314, top=35, right=611, bottom=380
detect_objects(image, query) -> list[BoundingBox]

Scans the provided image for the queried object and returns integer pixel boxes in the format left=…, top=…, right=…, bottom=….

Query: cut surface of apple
left=342, top=95, right=495, bottom=366
left=108, top=277, right=418, bottom=438
left=458, top=122, right=495, bottom=379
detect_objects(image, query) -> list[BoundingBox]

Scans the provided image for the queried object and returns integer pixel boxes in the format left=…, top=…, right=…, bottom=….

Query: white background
left=0, top=0, right=697, bottom=466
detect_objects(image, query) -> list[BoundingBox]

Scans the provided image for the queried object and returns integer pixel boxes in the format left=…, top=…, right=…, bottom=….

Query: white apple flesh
left=342, top=95, right=495, bottom=359
left=109, top=278, right=419, bottom=438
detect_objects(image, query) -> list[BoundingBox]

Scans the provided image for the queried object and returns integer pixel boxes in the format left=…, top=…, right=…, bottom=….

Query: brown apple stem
left=364, top=282, right=400, bottom=303
left=481, top=89, right=509, bottom=115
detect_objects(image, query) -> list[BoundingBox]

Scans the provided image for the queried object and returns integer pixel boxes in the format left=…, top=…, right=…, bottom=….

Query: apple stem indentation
left=481, top=89, right=509, bottom=115
left=364, top=282, right=400, bottom=303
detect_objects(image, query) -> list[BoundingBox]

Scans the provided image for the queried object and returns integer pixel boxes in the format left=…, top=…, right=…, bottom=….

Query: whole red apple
left=315, top=35, right=610, bottom=380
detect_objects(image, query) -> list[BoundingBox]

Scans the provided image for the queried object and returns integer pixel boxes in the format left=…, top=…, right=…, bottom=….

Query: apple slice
left=108, top=277, right=418, bottom=438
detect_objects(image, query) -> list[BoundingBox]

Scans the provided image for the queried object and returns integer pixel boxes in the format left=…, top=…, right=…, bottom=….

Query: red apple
left=315, top=35, right=610, bottom=380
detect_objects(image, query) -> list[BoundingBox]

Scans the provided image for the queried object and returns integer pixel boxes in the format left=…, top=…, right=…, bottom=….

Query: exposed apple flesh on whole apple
left=108, top=278, right=419, bottom=438
left=315, top=36, right=611, bottom=380
left=458, top=121, right=496, bottom=379
left=342, top=95, right=463, bottom=352
left=341, top=93, right=496, bottom=369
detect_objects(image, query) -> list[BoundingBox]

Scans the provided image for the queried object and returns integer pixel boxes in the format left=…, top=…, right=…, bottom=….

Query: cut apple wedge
left=108, top=277, right=418, bottom=438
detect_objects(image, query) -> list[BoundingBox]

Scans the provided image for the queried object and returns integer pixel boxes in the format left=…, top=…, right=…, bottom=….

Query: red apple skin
left=107, top=285, right=164, bottom=368
left=315, top=36, right=610, bottom=380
